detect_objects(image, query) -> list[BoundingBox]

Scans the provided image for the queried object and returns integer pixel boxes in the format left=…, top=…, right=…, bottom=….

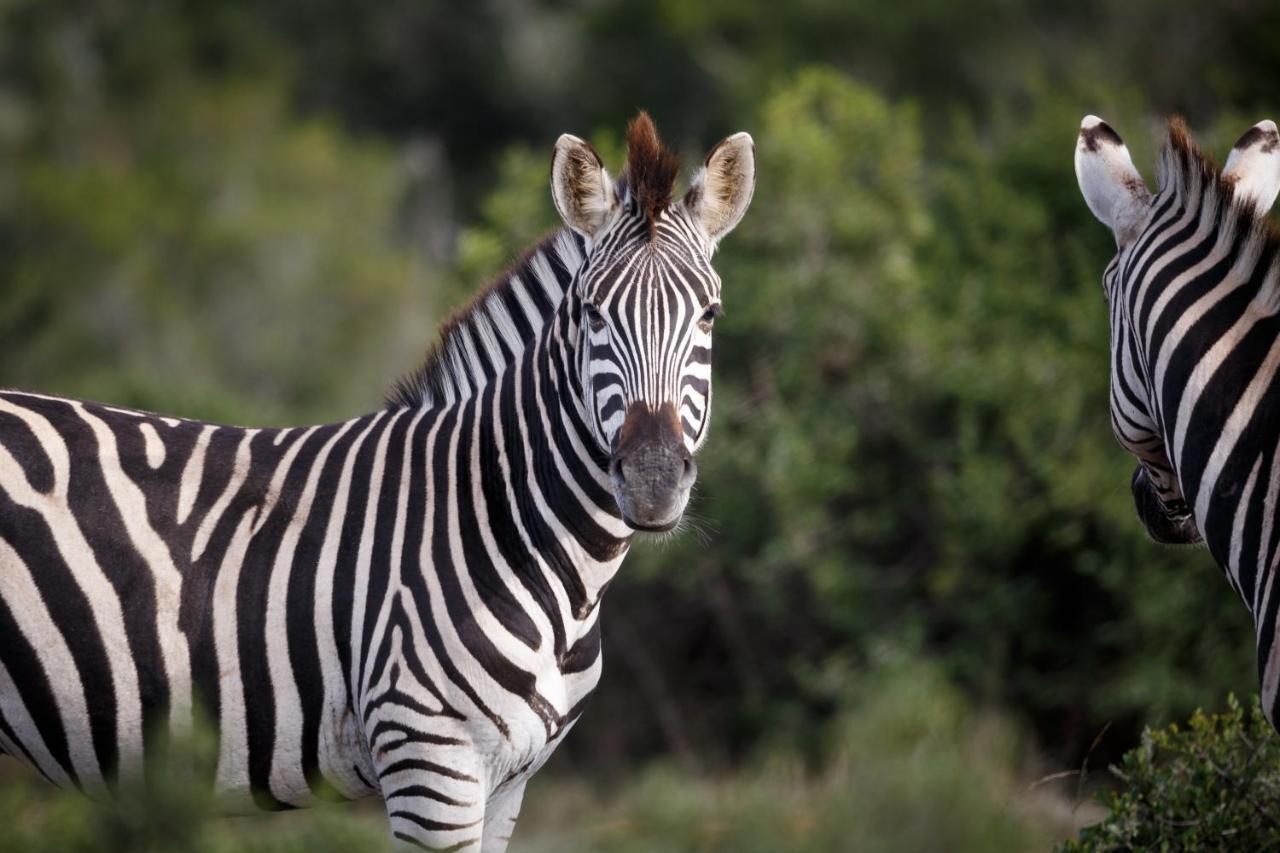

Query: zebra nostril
left=610, top=456, right=625, bottom=483
left=680, top=455, right=697, bottom=487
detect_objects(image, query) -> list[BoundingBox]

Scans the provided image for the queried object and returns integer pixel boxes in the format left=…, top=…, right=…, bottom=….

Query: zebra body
left=1076, top=115, right=1280, bottom=724
left=0, top=113, right=755, bottom=850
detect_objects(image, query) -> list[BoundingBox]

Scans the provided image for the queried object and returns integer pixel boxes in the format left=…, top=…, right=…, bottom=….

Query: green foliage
left=464, top=68, right=1253, bottom=768
left=0, top=779, right=389, bottom=853
left=3, top=0, right=1280, bottom=847
left=0, top=662, right=1068, bottom=851
left=0, top=5, right=428, bottom=424
left=0, top=724, right=389, bottom=853
left=520, top=660, right=1066, bottom=852
left=1065, top=695, right=1280, bottom=852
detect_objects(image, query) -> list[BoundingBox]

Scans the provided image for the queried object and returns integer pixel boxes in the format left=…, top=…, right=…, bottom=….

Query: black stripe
left=238, top=425, right=336, bottom=808
left=0, top=588, right=78, bottom=788
left=0, top=482, right=115, bottom=786
left=288, top=419, right=365, bottom=798
left=455, top=387, right=541, bottom=651
left=0, top=409, right=54, bottom=493
left=477, top=376, right=565, bottom=659
left=64, top=406, right=171, bottom=772
left=356, top=413, right=416, bottom=697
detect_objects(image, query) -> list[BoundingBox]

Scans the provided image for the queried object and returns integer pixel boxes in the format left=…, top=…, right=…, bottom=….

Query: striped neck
left=388, top=230, right=588, bottom=410
left=1123, top=152, right=1280, bottom=581
left=387, top=232, right=632, bottom=627
left=515, top=274, right=632, bottom=603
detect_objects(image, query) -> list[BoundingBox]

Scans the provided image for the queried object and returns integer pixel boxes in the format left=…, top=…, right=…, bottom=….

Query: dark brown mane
left=386, top=230, right=585, bottom=409
left=1165, top=115, right=1221, bottom=181
left=1164, top=116, right=1280, bottom=244
left=1161, top=115, right=1280, bottom=290
left=623, top=111, right=681, bottom=234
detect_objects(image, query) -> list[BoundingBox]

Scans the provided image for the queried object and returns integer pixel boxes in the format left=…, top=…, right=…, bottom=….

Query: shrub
left=1065, top=695, right=1280, bottom=851
left=520, top=659, right=1072, bottom=852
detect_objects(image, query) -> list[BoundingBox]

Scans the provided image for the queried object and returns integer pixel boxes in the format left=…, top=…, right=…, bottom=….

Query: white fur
left=686, top=131, right=756, bottom=244
left=1224, top=119, right=1280, bottom=215
left=266, top=421, right=354, bottom=805
left=139, top=422, right=165, bottom=468
left=1075, top=115, right=1152, bottom=247
left=550, top=135, right=616, bottom=236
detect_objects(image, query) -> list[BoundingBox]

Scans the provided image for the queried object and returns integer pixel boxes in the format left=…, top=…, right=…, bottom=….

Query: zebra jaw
left=1130, top=466, right=1202, bottom=546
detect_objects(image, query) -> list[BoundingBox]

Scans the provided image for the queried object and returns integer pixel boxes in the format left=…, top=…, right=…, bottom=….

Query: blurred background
left=3, top=0, right=1280, bottom=849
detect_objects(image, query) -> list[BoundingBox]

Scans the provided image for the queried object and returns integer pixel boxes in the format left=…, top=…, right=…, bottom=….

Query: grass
left=0, top=660, right=1090, bottom=851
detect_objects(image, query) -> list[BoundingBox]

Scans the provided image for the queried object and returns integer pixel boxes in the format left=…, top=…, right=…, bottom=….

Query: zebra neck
left=522, top=299, right=632, bottom=607
left=388, top=230, right=587, bottom=410
left=1130, top=218, right=1280, bottom=601
left=420, top=298, right=630, bottom=649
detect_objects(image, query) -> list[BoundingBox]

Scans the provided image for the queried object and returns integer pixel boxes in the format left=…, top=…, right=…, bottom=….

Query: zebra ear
left=1223, top=120, right=1280, bottom=215
left=1075, top=116, right=1151, bottom=248
left=685, top=131, right=755, bottom=244
left=551, top=134, right=617, bottom=237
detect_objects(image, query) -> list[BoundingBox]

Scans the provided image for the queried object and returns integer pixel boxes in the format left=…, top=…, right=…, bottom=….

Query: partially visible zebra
left=0, top=111, right=755, bottom=850
left=1075, top=114, right=1280, bottom=724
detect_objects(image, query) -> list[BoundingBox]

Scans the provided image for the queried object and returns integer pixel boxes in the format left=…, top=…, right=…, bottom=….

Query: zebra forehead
left=586, top=247, right=717, bottom=306
left=591, top=207, right=715, bottom=277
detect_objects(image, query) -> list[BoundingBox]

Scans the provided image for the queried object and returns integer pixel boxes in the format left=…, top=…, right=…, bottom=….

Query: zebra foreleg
left=378, top=747, right=487, bottom=851
left=480, top=779, right=527, bottom=853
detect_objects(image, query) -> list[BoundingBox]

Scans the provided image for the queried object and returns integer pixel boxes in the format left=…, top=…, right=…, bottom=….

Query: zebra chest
left=476, top=623, right=605, bottom=792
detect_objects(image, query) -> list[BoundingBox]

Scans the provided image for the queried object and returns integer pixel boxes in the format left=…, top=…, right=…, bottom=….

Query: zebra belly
left=0, top=492, right=168, bottom=793
left=0, top=494, right=376, bottom=809
left=212, top=685, right=377, bottom=811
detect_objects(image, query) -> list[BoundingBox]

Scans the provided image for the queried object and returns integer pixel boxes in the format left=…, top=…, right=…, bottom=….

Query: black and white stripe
left=0, top=113, right=754, bottom=850
left=1076, top=114, right=1280, bottom=725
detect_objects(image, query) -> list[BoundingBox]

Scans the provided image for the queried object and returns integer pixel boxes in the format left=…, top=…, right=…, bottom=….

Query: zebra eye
left=584, top=302, right=607, bottom=333
left=699, top=303, right=723, bottom=330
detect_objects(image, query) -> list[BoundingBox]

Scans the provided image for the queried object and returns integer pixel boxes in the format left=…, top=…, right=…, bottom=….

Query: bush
left=451, top=67, right=1255, bottom=773
left=1065, top=695, right=1280, bottom=851
left=0, top=724, right=389, bottom=853
left=0, top=661, right=1074, bottom=851
left=520, top=659, right=1073, bottom=852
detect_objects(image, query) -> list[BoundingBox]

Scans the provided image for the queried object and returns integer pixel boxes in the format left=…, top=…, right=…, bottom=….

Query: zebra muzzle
left=610, top=402, right=696, bottom=532
left=1130, top=465, right=1202, bottom=546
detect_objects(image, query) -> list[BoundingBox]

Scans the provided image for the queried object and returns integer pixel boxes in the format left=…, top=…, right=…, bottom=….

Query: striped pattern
left=579, top=202, right=720, bottom=456
left=1079, top=117, right=1280, bottom=725
left=0, top=113, right=745, bottom=849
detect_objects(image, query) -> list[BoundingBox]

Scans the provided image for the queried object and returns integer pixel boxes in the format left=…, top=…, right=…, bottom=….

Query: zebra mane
left=622, top=111, right=681, bottom=237
left=1160, top=116, right=1280, bottom=260
left=387, top=229, right=586, bottom=409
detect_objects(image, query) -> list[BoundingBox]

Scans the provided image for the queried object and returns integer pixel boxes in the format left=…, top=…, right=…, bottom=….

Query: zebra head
left=550, top=113, right=755, bottom=532
left=1074, top=115, right=1280, bottom=544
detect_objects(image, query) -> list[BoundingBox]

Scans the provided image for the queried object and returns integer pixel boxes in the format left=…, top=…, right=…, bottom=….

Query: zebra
left=0, top=111, right=755, bottom=850
left=1074, top=114, right=1280, bottom=725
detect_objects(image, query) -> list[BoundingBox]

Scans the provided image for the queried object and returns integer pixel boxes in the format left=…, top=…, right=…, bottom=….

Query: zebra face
left=1076, top=115, right=1280, bottom=545
left=551, top=113, right=754, bottom=531
left=577, top=216, right=719, bottom=530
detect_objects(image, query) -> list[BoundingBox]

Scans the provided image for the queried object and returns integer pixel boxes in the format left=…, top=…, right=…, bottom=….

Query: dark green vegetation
left=1066, top=695, right=1280, bottom=851
left=3, top=0, right=1280, bottom=847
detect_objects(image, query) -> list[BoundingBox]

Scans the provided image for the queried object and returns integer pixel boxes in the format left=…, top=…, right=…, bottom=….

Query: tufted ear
left=1223, top=119, right=1280, bottom=215
left=685, top=131, right=755, bottom=244
left=1074, top=115, right=1152, bottom=248
left=551, top=134, right=617, bottom=237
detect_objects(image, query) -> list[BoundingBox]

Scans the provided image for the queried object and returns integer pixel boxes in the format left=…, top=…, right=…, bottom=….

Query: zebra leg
left=378, top=746, right=487, bottom=851
left=480, top=780, right=527, bottom=853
